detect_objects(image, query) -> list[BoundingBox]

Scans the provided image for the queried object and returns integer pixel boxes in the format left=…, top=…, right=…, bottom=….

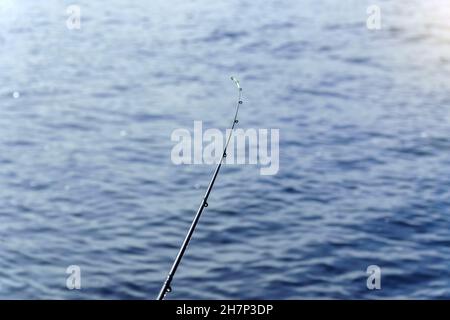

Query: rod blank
left=156, top=77, right=243, bottom=300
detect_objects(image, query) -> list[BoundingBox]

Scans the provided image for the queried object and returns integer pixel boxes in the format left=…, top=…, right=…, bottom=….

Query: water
left=1, top=0, right=450, bottom=299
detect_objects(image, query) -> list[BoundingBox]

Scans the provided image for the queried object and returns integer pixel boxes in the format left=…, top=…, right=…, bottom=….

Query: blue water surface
left=1, top=0, right=450, bottom=299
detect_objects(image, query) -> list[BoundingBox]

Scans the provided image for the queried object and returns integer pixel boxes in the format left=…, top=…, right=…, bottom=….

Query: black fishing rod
left=157, top=76, right=243, bottom=300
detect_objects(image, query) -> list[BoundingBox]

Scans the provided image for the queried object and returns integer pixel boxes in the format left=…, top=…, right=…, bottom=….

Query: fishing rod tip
left=230, top=76, right=241, bottom=90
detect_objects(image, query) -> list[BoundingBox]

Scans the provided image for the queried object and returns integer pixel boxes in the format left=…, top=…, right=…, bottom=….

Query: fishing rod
left=156, top=76, right=243, bottom=300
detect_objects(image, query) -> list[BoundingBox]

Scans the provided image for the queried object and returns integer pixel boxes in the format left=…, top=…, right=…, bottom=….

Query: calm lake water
left=1, top=0, right=450, bottom=299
